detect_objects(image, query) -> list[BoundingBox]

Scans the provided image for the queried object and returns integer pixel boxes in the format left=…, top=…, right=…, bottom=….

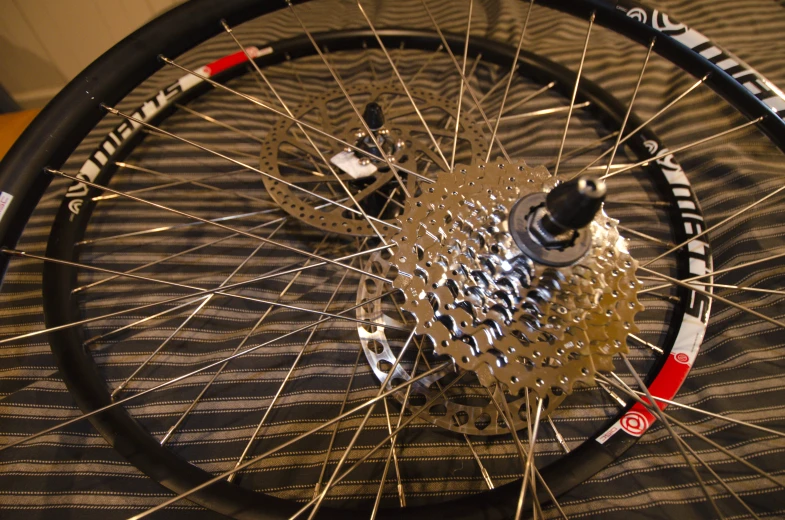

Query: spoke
left=84, top=297, right=207, bottom=348
left=73, top=214, right=288, bottom=294
left=643, top=183, right=785, bottom=267
left=496, top=102, right=591, bottom=123
left=222, top=21, right=390, bottom=244
left=515, top=396, right=544, bottom=520
left=420, top=0, right=511, bottom=162
left=357, top=1, right=451, bottom=173
left=548, top=416, right=570, bottom=453
left=313, top=347, right=363, bottom=499
left=0, top=244, right=390, bottom=347
left=128, top=362, right=449, bottom=520
left=619, top=354, right=724, bottom=518
left=174, top=102, right=264, bottom=143
left=628, top=333, right=664, bottom=355
left=109, top=161, right=276, bottom=208
left=604, top=38, right=655, bottom=177
left=75, top=207, right=278, bottom=247
left=543, top=130, right=617, bottom=169
left=603, top=373, right=785, bottom=439
left=101, top=105, right=402, bottom=227
left=486, top=0, right=534, bottom=163
left=617, top=224, right=675, bottom=248
left=600, top=117, right=764, bottom=180
left=3, top=247, right=401, bottom=332
left=640, top=266, right=785, bottom=331
left=500, top=81, right=556, bottom=118
left=286, top=371, right=467, bottom=520
left=111, top=296, right=212, bottom=399
left=224, top=190, right=400, bottom=479
left=552, top=13, right=595, bottom=177
left=225, top=250, right=352, bottom=480
left=382, top=44, right=443, bottom=115
left=159, top=56, right=431, bottom=185
left=602, top=373, right=784, bottom=495
left=286, top=1, right=416, bottom=198
left=0, top=291, right=404, bottom=452
left=371, top=335, right=430, bottom=512
left=451, top=0, right=473, bottom=172
left=571, top=73, right=710, bottom=179
left=46, top=168, right=392, bottom=282
left=640, top=250, right=785, bottom=296
left=163, top=244, right=335, bottom=447
left=305, top=330, right=417, bottom=519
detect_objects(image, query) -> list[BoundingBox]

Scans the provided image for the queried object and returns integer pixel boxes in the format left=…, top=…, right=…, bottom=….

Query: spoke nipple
left=220, top=19, right=231, bottom=31
left=157, top=54, right=170, bottom=64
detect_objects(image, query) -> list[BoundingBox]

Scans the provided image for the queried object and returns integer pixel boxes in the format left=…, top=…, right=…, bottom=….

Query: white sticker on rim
left=0, top=192, right=13, bottom=223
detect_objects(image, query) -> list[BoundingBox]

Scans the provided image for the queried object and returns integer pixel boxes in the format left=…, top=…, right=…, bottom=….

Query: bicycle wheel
left=0, top=0, right=783, bottom=518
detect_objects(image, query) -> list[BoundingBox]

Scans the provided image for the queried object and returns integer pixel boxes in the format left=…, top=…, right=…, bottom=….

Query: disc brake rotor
left=261, top=80, right=485, bottom=236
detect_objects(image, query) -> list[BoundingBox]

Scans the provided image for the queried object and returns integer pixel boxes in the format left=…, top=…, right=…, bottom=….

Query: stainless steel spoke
left=501, top=81, right=556, bottom=118
left=0, top=291, right=404, bottom=452
left=571, top=73, right=710, bottom=179
left=46, top=168, right=392, bottom=282
left=162, top=246, right=334, bottom=446
left=75, top=207, right=278, bottom=247
left=617, top=224, right=674, bottom=248
left=451, top=0, right=473, bottom=171
left=619, top=354, right=724, bottom=518
left=548, top=416, right=570, bottom=454
left=160, top=56, right=432, bottom=185
left=643, top=183, right=785, bottom=268
left=110, top=161, right=276, bottom=208
left=101, top=104, right=403, bottom=226
left=383, top=44, right=443, bottom=115
left=305, top=329, right=417, bottom=519
left=515, top=396, right=544, bottom=520
left=357, top=0, right=451, bottom=173
left=129, top=362, right=450, bottom=520
left=313, top=347, right=363, bottom=498
left=486, top=0, right=534, bottom=163
left=174, top=102, right=264, bottom=143
left=371, top=333, right=429, bottom=512
left=496, top=101, right=591, bottom=123
left=640, top=250, right=785, bottom=296
left=225, top=189, right=400, bottom=480
left=286, top=371, right=467, bottom=520
left=73, top=214, right=287, bottom=294
left=3, top=247, right=401, bottom=332
left=226, top=250, right=352, bottom=480
left=553, top=13, right=595, bottom=177
left=420, top=0, right=511, bottom=162
left=602, top=373, right=783, bottom=501
left=543, top=130, right=617, bottom=169
left=640, top=266, right=785, bottom=331
left=286, top=1, right=416, bottom=198
left=0, top=243, right=390, bottom=347
left=222, top=21, right=390, bottom=244
left=601, top=117, right=764, bottom=180
left=628, top=333, right=664, bottom=355
left=603, top=373, right=785, bottom=439
left=83, top=297, right=207, bottom=348
left=604, top=39, right=654, bottom=177
left=111, top=296, right=212, bottom=399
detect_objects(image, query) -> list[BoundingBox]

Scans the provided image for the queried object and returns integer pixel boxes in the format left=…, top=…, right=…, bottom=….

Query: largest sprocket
left=389, top=160, right=643, bottom=400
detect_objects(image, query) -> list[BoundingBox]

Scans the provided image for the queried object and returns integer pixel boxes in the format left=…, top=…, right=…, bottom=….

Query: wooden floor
left=0, top=110, right=40, bottom=161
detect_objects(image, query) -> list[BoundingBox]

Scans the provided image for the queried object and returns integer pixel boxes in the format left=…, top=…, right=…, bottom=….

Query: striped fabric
left=1, top=0, right=784, bottom=518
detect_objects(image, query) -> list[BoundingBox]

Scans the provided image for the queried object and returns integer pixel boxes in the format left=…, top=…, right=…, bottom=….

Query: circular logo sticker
left=620, top=411, right=649, bottom=436
left=674, top=352, right=690, bottom=364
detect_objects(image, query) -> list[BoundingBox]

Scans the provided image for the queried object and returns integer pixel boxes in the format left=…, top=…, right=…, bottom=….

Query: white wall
left=0, top=0, right=184, bottom=109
